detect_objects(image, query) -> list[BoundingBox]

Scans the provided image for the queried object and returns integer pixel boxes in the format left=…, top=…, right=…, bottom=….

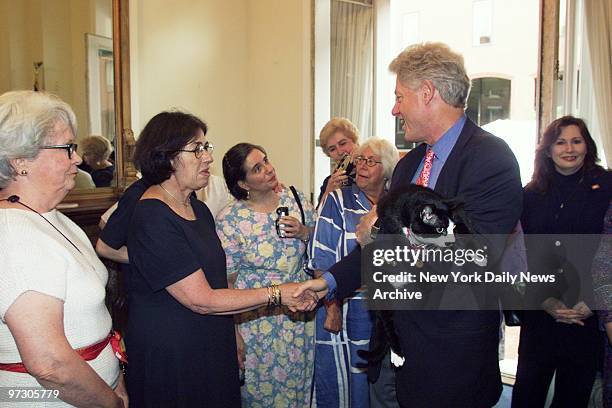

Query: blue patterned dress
left=216, top=187, right=315, bottom=408
left=308, top=184, right=375, bottom=407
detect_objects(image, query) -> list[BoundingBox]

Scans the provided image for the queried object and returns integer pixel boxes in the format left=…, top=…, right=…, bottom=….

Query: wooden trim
left=537, top=0, right=560, bottom=141
left=60, top=0, right=133, bottom=239
left=115, top=0, right=138, bottom=189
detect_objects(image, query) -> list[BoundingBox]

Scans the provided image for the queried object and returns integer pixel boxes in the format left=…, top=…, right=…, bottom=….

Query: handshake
left=276, top=277, right=330, bottom=312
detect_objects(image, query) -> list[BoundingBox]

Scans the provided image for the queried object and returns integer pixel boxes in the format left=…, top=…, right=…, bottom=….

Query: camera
left=275, top=207, right=289, bottom=238
left=335, top=153, right=355, bottom=185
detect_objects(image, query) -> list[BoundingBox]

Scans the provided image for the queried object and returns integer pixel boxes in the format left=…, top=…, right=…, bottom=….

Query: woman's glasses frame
left=40, top=143, right=78, bottom=159
left=176, top=141, right=214, bottom=159
left=354, top=155, right=382, bottom=167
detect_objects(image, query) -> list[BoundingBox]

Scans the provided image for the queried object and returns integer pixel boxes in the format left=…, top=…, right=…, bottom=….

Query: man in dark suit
left=297, top=42, right=522, bottom=407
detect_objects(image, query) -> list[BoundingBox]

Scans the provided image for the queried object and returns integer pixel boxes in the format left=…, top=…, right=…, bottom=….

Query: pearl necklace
left=159, top=183, right=190, bottom=207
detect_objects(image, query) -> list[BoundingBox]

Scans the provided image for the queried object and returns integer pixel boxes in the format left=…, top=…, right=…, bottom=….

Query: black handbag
left=289, top=186, right=311, bottom=273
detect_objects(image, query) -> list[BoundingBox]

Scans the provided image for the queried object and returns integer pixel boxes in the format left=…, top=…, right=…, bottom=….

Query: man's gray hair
left=0, top=91, right=77, bottom=188
left=389, top=42, right=471, bottom=108
left=354, top=137, right=399, bottom=182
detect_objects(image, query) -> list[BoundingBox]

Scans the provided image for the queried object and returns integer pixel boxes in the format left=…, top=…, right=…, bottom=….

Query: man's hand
left=293, top=278, right=329, bottom=299
left=542, top=297, right=585, bottom=325
left=279, top=282, right=319, bottom=312
left=356, top=206, right=378, bottom=246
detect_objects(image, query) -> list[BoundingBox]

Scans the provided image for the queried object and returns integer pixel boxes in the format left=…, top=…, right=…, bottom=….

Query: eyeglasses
left=354, top=156, right=382, bottom=167
left=40, top=143, right=78, bottom=159
left=177, top=141, right=214, bottom=159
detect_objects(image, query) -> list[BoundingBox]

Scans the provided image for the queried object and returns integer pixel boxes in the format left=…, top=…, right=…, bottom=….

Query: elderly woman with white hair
left=308, top=137, right=399, bottom=408
left=80, top=135, right=115, bottom=187
left=0, top=91, right=127, bottom=407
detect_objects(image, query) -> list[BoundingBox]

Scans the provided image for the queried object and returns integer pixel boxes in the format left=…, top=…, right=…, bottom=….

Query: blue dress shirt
left=322, top=115, right=467, bottom=298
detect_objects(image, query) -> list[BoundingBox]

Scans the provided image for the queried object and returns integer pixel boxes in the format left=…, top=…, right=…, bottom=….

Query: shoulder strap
left=289, top=185, right=306, bottom=225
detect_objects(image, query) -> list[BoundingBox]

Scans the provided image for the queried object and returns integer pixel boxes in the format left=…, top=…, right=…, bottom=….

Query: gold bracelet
left=276, top=284, right=282, bottom=306
left=266, top=286, right=273, bottom=307
left=270, top=284, right=281, bottom=306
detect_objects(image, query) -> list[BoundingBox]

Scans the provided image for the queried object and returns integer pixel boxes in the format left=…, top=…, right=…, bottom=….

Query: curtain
left=584, top=0, right=612, bottom=165
left=331, top=0, right=373, bottom=138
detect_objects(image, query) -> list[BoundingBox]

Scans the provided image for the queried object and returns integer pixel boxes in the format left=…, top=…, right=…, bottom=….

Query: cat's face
left=401, top=201, right=451, bottom=236
left=377, top=184, right=471, bottom=242
left=414, top=204, right=451, bottom=235
left=402, top=203, right=456, bottom=248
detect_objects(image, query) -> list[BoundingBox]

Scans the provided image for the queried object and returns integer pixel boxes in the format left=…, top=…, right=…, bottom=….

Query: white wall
left=0, top=0, right=111, bottom=141
left=390, top=0, right=540, bottom=121
left=131, top=0, right=313, bottom=195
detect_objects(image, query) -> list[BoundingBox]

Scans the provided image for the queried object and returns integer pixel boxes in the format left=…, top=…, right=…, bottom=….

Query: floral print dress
left=216, top=187, right=316, bottom=408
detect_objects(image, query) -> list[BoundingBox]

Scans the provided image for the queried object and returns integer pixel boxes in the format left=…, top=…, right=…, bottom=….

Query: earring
left=246, top=190, right=250, bottom=200
left=20, top=169, right=28, bottom=176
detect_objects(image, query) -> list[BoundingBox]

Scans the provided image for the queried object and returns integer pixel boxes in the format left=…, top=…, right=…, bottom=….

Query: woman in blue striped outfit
left=309, top=138, right=399, bottom=407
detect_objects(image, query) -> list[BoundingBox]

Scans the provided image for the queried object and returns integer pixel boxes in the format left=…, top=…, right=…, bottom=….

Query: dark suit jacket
left=329, top=118, right=523, bottom=408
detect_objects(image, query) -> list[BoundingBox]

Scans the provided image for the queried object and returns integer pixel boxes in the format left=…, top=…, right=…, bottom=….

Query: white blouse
left=0, top=208, right=119, bottom=407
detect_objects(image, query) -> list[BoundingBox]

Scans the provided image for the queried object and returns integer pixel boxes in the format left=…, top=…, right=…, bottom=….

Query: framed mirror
left=0, top=0, right=135, bottom=233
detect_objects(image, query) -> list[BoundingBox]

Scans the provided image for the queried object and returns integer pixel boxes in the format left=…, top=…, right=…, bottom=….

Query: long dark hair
left=222, top=142, right=266, bottom=200
left=526, top=115, right=602, bottom=193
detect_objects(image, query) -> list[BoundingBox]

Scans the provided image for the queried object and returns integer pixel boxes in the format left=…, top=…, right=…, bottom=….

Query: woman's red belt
left=0, top=331, right=127, bottom=374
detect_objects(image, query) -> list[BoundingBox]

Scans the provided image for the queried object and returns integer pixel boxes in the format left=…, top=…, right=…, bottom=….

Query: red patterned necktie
left=415, top=148, right=435, bottom=187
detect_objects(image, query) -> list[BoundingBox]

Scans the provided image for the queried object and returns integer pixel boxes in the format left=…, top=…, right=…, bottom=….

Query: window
left=330, top=0, right=374, bottom=137
left=313, top=0, right=375, bottom=206
left=466, top=77, right=511, bottom=126
left=473, top=0, right=493, bottom=46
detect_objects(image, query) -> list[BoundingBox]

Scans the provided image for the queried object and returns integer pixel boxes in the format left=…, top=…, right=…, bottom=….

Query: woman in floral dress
left=217, top=143, right=316, bottom=407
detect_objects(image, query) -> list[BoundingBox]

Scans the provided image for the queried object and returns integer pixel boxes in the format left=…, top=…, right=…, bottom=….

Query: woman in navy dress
left=513, top=116, right=611, bottom=407
left=124, top=111, right=317, bottom=407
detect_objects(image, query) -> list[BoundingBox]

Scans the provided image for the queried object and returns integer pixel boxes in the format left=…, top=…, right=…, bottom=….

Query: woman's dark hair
left=133, top=111, right=208, bottom=185
left=527, top=115, right=602, bottom=193
left=222, top=143, right=266, bottom=200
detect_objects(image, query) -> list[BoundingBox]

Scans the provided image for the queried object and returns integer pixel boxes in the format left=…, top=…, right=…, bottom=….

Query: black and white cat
left=360, top=184, right=473, bottom=368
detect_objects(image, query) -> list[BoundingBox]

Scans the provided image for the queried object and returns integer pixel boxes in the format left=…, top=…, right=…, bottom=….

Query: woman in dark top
left=81, top=135, right=115, bottom=187
left=317, top=117, right=359, bottom=205
left=123, top=111, right=317, bottom=407
left=512, top=116, right=611, bottom=407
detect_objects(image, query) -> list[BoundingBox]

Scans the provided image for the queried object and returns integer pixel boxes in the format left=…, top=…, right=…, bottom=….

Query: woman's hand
left=114, top=372, right=128, bottom=408
left=279, top=282, right=319, bottom=312
left=571, top=301, right=593, bottom=320
left=356, top=206, right=378, bottom=246
left=605, top=322, right=612, bottom=345
left=279, top=216, right=311, bottom=241
left=235, top=327, right=246, bottom=372
left=542, top=297, right=585, bottom=325
left=273, top=182, right=285, bottom=193
left=323, top=300, right=342, bottom=334
left=326, top=169, right=349, bottom=194
left=5, top=291, right=125, bottom=407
